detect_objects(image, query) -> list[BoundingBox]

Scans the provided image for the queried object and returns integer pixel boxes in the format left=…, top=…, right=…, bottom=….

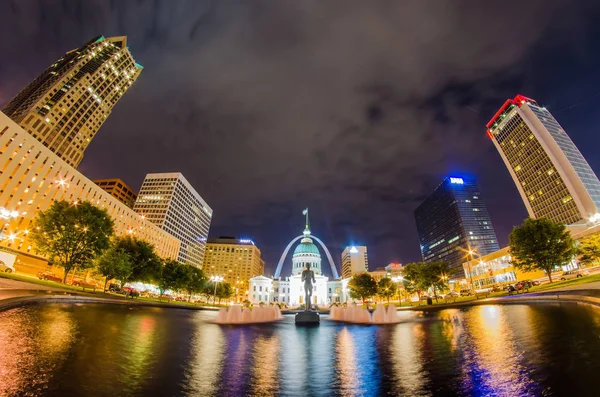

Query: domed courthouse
left=249, top=210, right=350, bottom=307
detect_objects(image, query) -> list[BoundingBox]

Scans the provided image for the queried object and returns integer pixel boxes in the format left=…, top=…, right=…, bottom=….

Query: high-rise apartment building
left=133, top=173, right=212, bottom=267
left=414, top=176, right=499, bottom=279
left=487, top=94, right=600, bottom=225
left=2, top=35, right=141, bottom=167
left=93, top=178, right=137, bottom=208
left=203, top=237, right=265, bottom=299
left=341, top=246, right=368, bottom=279
left=0, top=112, right=180, bottom=263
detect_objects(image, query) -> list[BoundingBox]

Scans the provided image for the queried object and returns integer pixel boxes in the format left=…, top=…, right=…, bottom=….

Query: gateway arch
left=273, top=234, right=340, bottom=279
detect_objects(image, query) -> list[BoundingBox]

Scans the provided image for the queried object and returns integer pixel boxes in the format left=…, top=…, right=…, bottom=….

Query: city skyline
left=2, top=2, right=600, bottom=274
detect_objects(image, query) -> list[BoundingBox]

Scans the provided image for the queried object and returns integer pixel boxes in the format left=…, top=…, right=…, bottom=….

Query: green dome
left=293, top=239, right=321, bottom=256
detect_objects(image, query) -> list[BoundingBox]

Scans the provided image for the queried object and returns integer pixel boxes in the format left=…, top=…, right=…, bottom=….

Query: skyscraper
left=2, top=35, right=142, bottom=167
left=487, top=94, right=600, bottom=225
left=341, top=246, right=368, bottom=279
left=133, top=173, right=212, bottom=268
left=203, top=237, right=265, bottom=300
left=93, top=178, right=137, bottom=208
left=414, top=176, right=499, bottom=279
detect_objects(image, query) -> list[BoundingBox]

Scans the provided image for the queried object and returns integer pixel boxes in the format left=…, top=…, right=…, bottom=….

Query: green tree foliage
left=403, top=262, right=427, bottom=297
left=377, top=277, right=398, bottom=303
left=403, top=261, right=449, bottom=300
left=29, top=200, right=114, bottom=283
left=113, top=236, right=163, bottom=284
left=95, top=247, right=132, bottom=291
left=348, top=273, right=378, bottom=304
left=509, top=217, right=575, bottom=283
left=216, top=283, right=235, bottom=304
left=185, top=265, right=207, bottom=301
left=157, top=259, right=191, bottom=296
left=577, top=233, right=600, bottom=266
left=426, top=261, right=450, bottom=301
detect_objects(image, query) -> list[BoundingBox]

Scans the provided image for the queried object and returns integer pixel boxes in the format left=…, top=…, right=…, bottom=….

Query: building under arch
left=249, top=210, right=350, bottom=306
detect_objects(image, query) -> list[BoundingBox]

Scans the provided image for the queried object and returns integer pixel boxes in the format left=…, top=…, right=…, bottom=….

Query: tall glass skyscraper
left=487, top=94, right=600, bottom=225
left=2, top=35, right=142, bottom=167
left=414, top=176, right=499, bottom=279
left=133, top=173, right=212, bottom=268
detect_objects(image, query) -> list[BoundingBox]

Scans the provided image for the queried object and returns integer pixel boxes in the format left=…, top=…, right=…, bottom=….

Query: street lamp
left=210, top=275, right=223, bottom=305
left=392, top=276, right=404, bottom=306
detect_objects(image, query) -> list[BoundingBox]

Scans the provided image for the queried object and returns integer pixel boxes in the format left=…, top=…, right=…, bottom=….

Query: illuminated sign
left=450, top=177, right=464, bottom=184
left=349, top=246, right=359, bottom=254
left=239, top=239, right=254, bottom=245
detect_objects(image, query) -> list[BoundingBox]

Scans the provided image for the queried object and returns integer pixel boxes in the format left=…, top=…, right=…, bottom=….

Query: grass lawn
left=0, top=271, right=86, bottom=292
left=527, top=273, right=600, bottom=293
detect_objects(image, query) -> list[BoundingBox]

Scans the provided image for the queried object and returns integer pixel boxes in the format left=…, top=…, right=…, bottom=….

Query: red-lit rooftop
left=486, top=94, right=537, bottom=130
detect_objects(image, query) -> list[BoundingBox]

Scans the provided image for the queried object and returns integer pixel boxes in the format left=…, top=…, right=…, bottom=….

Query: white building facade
left=249, top=212, right=351, bottom=306
left=134, top=173, right=212, bottom=267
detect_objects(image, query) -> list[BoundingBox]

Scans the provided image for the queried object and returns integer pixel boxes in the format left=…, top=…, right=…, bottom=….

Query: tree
left=425, top=261, right=450, bottom=301
left=403, top=261, right=449, bottom=301
left=157, top=259, right=191, bottom=297
left=95, top=247, right=132, bottom=291
left=509, top=217, right=575, bottom=283
left=29, top=200, right=114, bottom=283
left=403, top=262, right=427, bottom=298
left=577, top=233, right=600, bottom=266
left=348, top=273, right=378, bottom=304
left=185, top=265, right=207, bottom=302
left=113, top=236, right=163, bottom=285
left=216, top=283, right=235, bottom=304
left=377, top=277, right=398, bottom=303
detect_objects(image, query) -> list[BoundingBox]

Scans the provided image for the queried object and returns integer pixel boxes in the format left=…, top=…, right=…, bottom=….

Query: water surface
left=1, top=303, right=599, bottom=396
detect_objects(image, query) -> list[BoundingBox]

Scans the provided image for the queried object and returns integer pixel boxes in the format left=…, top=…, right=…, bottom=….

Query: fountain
left=215, top=305, right=283, bottom=324
left=329, top=303, right=401, bottom=324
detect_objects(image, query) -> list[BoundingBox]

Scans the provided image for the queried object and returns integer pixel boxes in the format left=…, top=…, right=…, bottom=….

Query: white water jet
left=329, top=304, right=402, bottom=324
left=215, top=305, right=283, bottom=324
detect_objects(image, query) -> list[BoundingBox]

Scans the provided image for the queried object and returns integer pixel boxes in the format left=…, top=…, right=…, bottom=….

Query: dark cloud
left=2, top=0, right=600, bottom=275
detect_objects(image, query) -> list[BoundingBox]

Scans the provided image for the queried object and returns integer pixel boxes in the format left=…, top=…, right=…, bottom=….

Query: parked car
left=0, top=260, right=14, bottom=273
left=559, top=270, right=587, bottom=281
left=420, top=294, right=432, bottom=301
left=444, top=291, right=459, bottom=298
left=459, top=289, right=472, bottom=296
left=37, top=271, right=62, bottom=283
left=123, top=287, right=140, bottom=298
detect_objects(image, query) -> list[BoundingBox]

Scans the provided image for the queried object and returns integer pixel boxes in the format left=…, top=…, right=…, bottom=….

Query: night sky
left=2, top=1, right=600, bottom=276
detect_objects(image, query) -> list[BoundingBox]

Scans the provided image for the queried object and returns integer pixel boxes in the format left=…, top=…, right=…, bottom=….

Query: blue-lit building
left=414, top=176, right=500, bottom=279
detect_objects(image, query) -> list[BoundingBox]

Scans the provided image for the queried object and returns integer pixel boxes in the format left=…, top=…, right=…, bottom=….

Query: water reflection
left=250, top=333, right=280, bottom=396
left=461, top=305, right=537, bottom=396
left=1, top=303, right=600, bottom=396
left=389, top=321, right=427, bottom=396
left=184, top=315, right=225, bottom=396
left=336, top=327, right=360, bottom=394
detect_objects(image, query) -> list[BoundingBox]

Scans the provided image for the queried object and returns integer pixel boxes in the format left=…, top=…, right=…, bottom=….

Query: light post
left=392, top=276, right=404, bottom=306
left=210, top=275, right=223, bottom=305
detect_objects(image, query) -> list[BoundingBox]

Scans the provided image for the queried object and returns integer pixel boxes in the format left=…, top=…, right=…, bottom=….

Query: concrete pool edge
left=1, top=291, right=600, bottom=313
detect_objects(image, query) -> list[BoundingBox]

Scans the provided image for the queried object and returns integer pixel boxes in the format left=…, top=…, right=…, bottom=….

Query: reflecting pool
left=1, top=303, right=600, bottom=396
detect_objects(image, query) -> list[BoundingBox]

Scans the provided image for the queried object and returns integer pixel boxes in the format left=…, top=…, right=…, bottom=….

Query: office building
left=133, top=173, right=212, bottom=267
left=0, top=112, right=180, bottom=265
left=203, top=237, right=265, bottom=300
left=2, top=35, right=142, bottom=167
left=93, top=178, right=137, bottom=207
left=341, top=245, right=368, bottom=279
left=487, top=94, right=600, bottom=225
left=414, top=176, right=499, bottom=279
